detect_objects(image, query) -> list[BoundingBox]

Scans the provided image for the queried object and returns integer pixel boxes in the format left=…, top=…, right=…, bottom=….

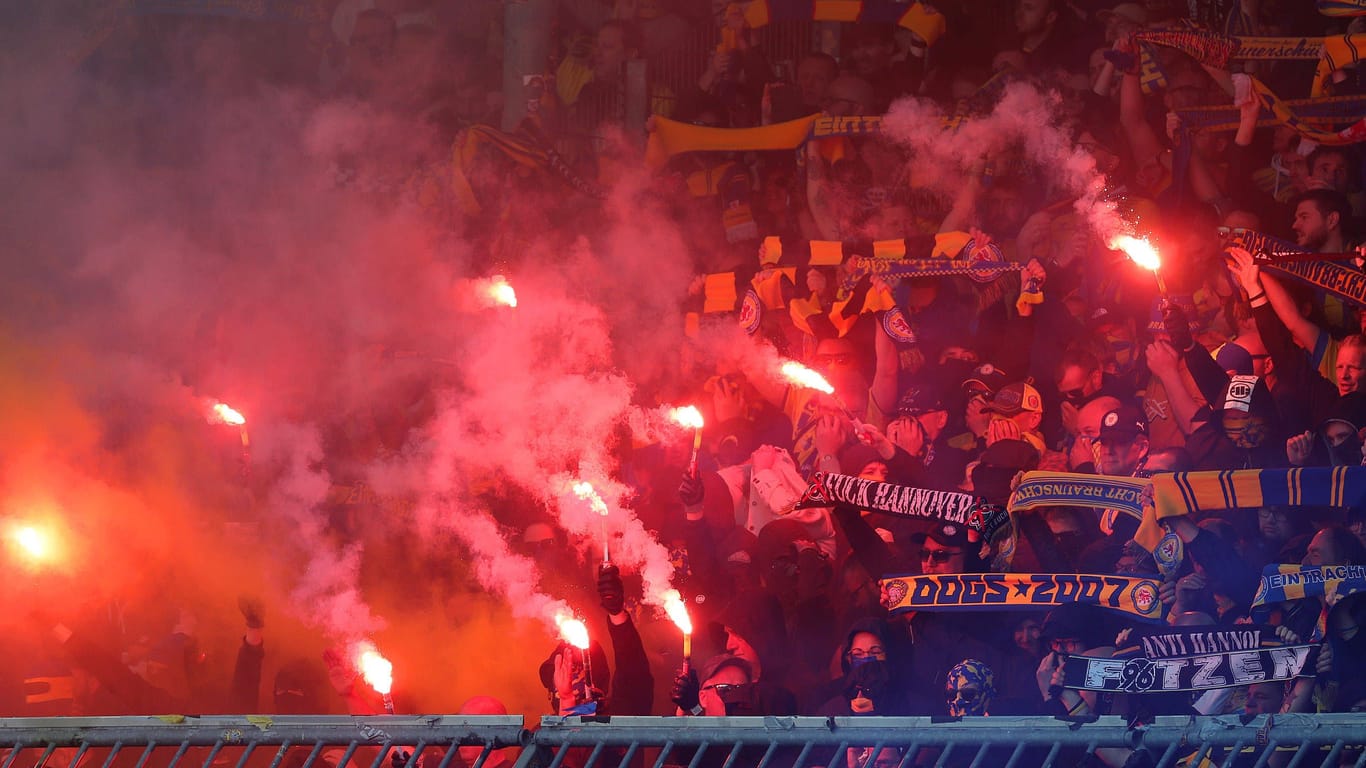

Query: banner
left=1064, top=638, right=1314, bottom=693
left=879, top=572, right=1166, bottom=623
left=1008, top=472, right=1150, bottom=520
left=1136, top=29, right=1366, bottom=97
left=794, top=472, right=1011, bottom=544
left=1251, top=563, right=1366, bottom=610
left=1223, top=228, right=1366, bottom=307
left=1151, top=467, right=1366, bottom=519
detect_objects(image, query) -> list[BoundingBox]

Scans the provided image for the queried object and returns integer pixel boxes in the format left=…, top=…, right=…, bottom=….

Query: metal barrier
left=4, top=715, right=1366, bottom=768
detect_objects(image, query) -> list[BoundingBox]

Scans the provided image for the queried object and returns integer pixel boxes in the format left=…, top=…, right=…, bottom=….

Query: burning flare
left=9, top=524, right=51, bottom=562
left=356, top=642, right=393, bottom=695
left=669, top=406, right=704, bottom=430
left=780, top=360, right=835, bottom=395
left=210, top=402, right=246, bottom=426
left=1110, top=234, right=1161, bottom=271
left=572, top=481, right=610, bottom=517
left=662, top=589, right=692, bottom=634
left=489, top=275, right=517, bottom=308
left=556, top=613, right=591, bottom=650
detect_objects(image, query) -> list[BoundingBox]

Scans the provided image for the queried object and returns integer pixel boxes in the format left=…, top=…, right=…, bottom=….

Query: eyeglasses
left=849, top=647, right=886, bottom=660
left=945, top=687, right=980, bottom=703
left=815, top=353, right=856, bottom=366
left=1050, top=638, right=1084, bottom=653
left=921, top=549, right=962, bottom=563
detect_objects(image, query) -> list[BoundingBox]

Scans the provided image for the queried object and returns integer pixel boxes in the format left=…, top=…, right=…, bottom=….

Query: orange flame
left=9, top=524, right=51, bottom=562
left=356, top=642, right=393, bottom=695
left=662, top=589, right=692, bottom=634
left=211, top=402, right=246, bottom=426
left=780, top=361, right=835, bottom=395
left=1110, top=234, right=1161, bottom=272
left=556, top=614, right=590, bottom=649
left=489, top=275, right=517, bottom=308
left=572, top=481, right=610, bottom=517
left=670, top=406, right=704, bottom=430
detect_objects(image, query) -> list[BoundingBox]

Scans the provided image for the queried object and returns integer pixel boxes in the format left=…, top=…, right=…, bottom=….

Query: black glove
left=679, top=472, right=704, bottom=506
left=670, top=668, right=701, bottom=713
left=390, top=750, right=413, bottom=768
left=1163, top=302, right=1195, bottom=353
left=238, top=595, right=265, bottom=630
left=597, top=564, right=625, bottom=615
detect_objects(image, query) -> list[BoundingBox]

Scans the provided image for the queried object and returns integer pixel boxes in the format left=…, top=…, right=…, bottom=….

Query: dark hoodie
left=708, top=590, right=799, bottom=714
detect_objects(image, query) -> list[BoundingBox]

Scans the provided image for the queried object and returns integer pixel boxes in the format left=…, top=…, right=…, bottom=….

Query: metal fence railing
left=5, top=715, right=1366, bottom=768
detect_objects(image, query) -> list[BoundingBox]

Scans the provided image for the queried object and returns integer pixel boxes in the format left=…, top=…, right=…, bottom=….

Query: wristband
left=1247, top=291, right=1265, bottom=303
left=688, top=704, right=704, bottom=716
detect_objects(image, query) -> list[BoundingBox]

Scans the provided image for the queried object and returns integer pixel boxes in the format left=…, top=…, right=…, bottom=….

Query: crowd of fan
left=11, top=0, right=1366, bottom=755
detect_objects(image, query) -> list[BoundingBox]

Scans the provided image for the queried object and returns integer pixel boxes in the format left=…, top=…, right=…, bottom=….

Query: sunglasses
left=701, top=683, right=749, bottom=696
left=1059, top=387, right=1087, bottom=403
left=921, top=549, right=962, bottom=563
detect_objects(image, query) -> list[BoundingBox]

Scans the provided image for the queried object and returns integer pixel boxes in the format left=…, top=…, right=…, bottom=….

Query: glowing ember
left=669, top=406, right=704, bottom=430
left=356, top=642, right=393, bottom=695
left=1110, top=234, right=1161, bottom=271
left=489, top=275, right=517, bottom=308
left=572, top=481, right=610, bottom=517
left=211, top=402, right=246, bottom=426
left=556, top=615, right=590, bottom=650
left=662, top=589, right=692, bottom=634
left=780, top=361, right=835, bottom=395
left=11, top=525, right=50, bottom=561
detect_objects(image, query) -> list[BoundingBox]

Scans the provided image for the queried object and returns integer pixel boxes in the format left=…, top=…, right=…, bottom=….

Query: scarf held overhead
left=1252, top=563, right=1366, bottom=610
left=1224, top=228, right=1366, bottom=307
left=795, top=472, right=1011, bottom=544
left=880, top=572, right=1166, bottom=622
left=1151, top=467, right=1366, bottom=519
left=1063, top=644, right=1314, bottom=693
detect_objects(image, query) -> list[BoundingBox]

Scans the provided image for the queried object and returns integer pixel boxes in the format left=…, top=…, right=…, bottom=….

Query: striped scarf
left=1136, top=29, right=1366, bottom=97
left=1252, top=564, right=1366, bottom=610
left=1174, top=90, right=1366, bottom=146
left=1151, top=467, right=1366, bottom=520
left=451, top=124, right=604, bottom=215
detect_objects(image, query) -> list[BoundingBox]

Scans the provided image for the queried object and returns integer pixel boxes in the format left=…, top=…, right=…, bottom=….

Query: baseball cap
left=1097, top=403, right=1148, bottom=443
left=962, top=363, right=1008, bottom=395
left=897, top=386, right=946, bottom=416
left=985, top=382, right=1043, bottom=416
left=1214, top=343, right=1254, bottom=376
left=927, top=521, right=970, bottom=550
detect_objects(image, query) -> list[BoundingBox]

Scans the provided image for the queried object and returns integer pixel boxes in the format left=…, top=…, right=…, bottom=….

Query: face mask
left=847, top=658, right=890, bottom=697
left=1222, top=412, right=1268, bottom=449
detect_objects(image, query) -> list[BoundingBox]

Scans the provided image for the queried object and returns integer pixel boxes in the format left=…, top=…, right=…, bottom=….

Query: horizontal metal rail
left=2, top=715, right=1365, bottom=768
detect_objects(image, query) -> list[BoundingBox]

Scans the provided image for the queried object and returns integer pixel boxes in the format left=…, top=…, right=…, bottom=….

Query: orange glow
left=210, top=402, right=246, bottom=426
left=556, top=614, right=590, bottom=649
left=669, top=406, right=704, bottom=430
left=780, top=360, right=835, bottom=395
left=489, top=275, right=517, bottom=308
left=572, top=481, right=609, bottom=517
left=1110, top=234, right=1161, bottom=272
left=662, top=589, right=692, bottom=634
left=356, top=642, right=393, bottom=695
left=11, top=525, right=50, bottom=561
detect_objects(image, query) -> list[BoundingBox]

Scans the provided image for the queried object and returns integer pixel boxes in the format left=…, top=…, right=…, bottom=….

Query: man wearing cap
left=1094, top=403, right=1149, bottom=476
left=887, top=385, right=971, bottom=491
left=984, top=382, right=1047, bottom=454
left=945, top=363, right=1009, bottom=457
